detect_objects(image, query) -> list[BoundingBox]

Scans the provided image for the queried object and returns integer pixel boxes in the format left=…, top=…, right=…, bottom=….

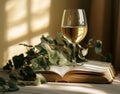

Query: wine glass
left=61, top=9, right=88, bottom=66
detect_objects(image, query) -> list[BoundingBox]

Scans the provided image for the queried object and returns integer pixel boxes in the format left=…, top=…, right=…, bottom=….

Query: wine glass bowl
left=61, top=9, right=88, bottom=43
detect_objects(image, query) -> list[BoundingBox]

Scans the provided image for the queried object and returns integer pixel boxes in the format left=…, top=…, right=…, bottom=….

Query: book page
left=50, top=65, right=71, bottom=77
left=70, top=60, right=111, bottom=73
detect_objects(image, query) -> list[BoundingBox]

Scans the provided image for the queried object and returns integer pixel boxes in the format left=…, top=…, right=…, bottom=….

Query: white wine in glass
left=61, top=9, right=88, bottom=65
left=61, top=26, right=87, bottom=43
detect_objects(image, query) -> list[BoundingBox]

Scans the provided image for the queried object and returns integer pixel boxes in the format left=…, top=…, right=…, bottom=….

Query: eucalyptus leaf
left=34, top=74, right=47, bottom=85
left=0, top=77, right=6, bottom=86
left=94, top=40, right=102, bottom=54
left=31, top=56, right=50, bottom=70
left=31, top=58, right=41, bottom=69
left=8, top=79, right=19, bottom=91
left=57, top=52, right=69, bottom=66
left=40, top=42, right=59, bottom=65
left=103, top=53, right=112, bottom=62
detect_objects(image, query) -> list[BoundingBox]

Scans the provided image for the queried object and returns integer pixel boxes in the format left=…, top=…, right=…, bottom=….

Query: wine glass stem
left=72, top=43, right=77, bottom=66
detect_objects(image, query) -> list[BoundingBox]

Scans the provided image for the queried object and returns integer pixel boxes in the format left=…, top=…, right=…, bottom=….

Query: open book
left=35, top=60, right=116, bottom=84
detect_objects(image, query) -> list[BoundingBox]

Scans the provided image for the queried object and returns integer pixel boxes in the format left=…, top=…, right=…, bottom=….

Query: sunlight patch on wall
left=5, top=0, right=27, bottom=41
left=31, top=14, right=49, bottom=32
left=5, top=0, right=27, bottom=24
left=31, top=0, right=50, bottom=13
left=6, top=23, right=28, bottom=41
left=31, top=0, right=50, bottom=32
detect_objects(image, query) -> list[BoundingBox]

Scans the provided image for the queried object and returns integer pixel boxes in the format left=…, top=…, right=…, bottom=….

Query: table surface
left=1, top=74, right=120, bottom=94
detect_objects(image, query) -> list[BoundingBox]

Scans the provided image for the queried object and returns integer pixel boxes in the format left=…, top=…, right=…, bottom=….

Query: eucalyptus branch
left=2, top=32, right=112, bottom=93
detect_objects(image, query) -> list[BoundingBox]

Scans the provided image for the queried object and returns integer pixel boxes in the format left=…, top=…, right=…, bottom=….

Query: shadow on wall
left=0, top=0, right=91, bottom=67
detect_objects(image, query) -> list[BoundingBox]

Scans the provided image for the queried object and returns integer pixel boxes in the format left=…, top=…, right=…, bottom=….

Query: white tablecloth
left=4, top=74, right=120, bottom=94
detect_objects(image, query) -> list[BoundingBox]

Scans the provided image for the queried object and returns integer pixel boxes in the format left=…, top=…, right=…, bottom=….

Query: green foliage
left=12, top=54, right=25, bottom=69
left=3, top=60, right=13, bottom=71
left=7, top=79, right=19, bottom=91
left=34, top=74, right=47, bottom=85
left=0, top=77, right=6, bottom=86
left=87, top=38, right=102, bottom=55
left=2, top=32, right=112, bottom=93
left=94, top=40, right=102, bottom=54
left=31, top=56, right=50, bottom=70
left=0, top=77, right=19, bottom=93
left=19, top=66, right=36, bottom=81
left=3, top=33, right=112, bottom=72
left=103, top=53, right=112, bottom=62
left=87, top=38, right=112, bottom=62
